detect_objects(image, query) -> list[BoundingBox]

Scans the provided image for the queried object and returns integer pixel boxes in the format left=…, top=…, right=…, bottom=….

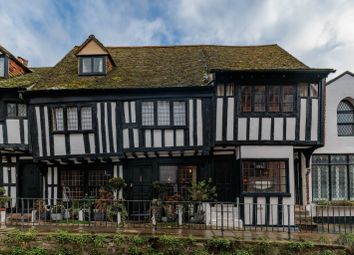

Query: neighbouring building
left=0, top=35, right=334, bottom=226
left=312, top=71, right=354, bottom=202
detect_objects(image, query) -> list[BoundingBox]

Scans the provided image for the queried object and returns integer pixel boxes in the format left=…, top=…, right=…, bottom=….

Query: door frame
left=17, top=161, right=42, bottom=199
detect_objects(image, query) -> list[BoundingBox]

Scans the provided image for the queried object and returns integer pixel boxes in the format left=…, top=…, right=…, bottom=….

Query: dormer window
left=0, top=56, right=5, bottom=77
left=79, top=56, right=106, bottom=76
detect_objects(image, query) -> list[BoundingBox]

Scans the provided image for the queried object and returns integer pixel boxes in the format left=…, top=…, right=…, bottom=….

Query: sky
left=0, top=0, right=353, bottom=79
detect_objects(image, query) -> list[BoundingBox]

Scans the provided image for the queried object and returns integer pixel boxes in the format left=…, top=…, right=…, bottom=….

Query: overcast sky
left=1, top=0, right=353, bottom=79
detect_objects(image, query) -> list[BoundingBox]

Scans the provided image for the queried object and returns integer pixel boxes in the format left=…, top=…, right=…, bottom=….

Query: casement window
left=242, top=160, right=288, bottom=193
left=312, top=154, right=354, bottom=201
left=52, top=106, right=93, bottom=132
left=159, top=165, right=196, bottom=199
left=240, top=85, right=295, bottom=114
left=254, top=86, right=266, bottom=112
left=81, top=107, right=93, bottom=130
left=79, top=56, right=106, bottom=75
left=0, top=57, right=4, bottom=77
left=216, top=83, right=234, bottom=97
left=52, top=107, right=64, bottom=131
left=299, top=83, right=319, bottom=98
left=142, top=101, right=186, bottom=127
left=6, top=103, right=27, bottom=118
left=61, top=169, right=112, bottom=199
left=67, top=107, right=78, bottom=131
left=337, top=100, right=354, bottom=136
left=157, top=101, right=170, bottom=126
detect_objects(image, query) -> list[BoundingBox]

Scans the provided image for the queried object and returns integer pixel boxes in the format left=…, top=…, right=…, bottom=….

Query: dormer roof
left=0, top=44, right=32, bottom=73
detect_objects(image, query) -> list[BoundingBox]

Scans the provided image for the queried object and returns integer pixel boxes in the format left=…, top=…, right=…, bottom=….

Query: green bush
left=286, top=240, right=314, bottom=252
left=205, top=238, right=231, bottom=253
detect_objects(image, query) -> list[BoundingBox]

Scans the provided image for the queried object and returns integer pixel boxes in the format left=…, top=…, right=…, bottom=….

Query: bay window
left=242, top=160, right=288, bottom=193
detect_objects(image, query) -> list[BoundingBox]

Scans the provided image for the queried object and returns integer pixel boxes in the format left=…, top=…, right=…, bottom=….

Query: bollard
left=117, top=212, right=121, bottom=225
left=177, top=205, right=183, bottom=226
left=79, top=210, right=84, bottom=221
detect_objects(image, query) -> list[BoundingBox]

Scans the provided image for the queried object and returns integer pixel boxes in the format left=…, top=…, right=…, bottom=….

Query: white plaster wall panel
left=133, top=128, right=139, bottom=148
left=226, top=98, right=235, bottom=141
left=104, top=103, right=110, bottom=153
left=0, top=124, right=3, bottom=144
left=164, top=130, right=174, bottom=147
left=130, top=101, right=136, bottom=123
left=286, top=118, right=296, bottom=140
left=315, top=74, right=354, bottom=153
left=311, top=99, right=319, bottom=141
left=23, top=119, right=28, bottom=144
left=44, top=107, right=50, bottom=156
left=300, top=99, right=307, bottom=140
left=69, top=134, right=85, bottom=155
left=197, top=99, right=203, bottom=146
left=145, top=130, right=152, bottom=148
left=237, top=118, right=247, bottom=140
left=97, top=103, right=103, bottom=153
left=35, top=106, right=43, bottom=156
left=243, top=197, right=253, bottom=225
left=249, top=118, right=259, bottom=140
left=7, top=119, right=21, bottom=144
left=153, top=130, right=162, bottom=147
left=89, top=133, right=95, bottom=154
left=257, top=197, right=266, bottom=225
left=269, top=197, right=279, bottom=225
left=123, top=102, right=130, bottom=123
left=111, top=102, right=117, bottom=152
left=261, top=118, right=271, bottom=140
left=282, top=198, right=295, bottom=226
left=176, top=129, right=184, bottom=146
left=273, top=118, right=283, bottom=141
left=123, top=129, right=129, bottom=148
left=53, top=134, right=66, bottom=155
left=189, top=99, right=194, bottom=146
left=215, top=98, right=223, bottom=141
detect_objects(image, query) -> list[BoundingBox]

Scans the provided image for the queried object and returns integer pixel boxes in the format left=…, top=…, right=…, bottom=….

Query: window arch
left=337, top=100, right=354, bottom=136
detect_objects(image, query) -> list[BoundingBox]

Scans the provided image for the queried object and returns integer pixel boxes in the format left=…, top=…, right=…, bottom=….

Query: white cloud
left=0, top=0, right=353, bottom=79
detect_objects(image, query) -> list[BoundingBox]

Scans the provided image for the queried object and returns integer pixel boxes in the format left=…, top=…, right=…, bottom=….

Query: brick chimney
left=17, top=56, right=28, bottom=67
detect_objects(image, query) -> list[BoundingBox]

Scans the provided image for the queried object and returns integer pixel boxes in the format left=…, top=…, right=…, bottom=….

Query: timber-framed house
left=0, top=35, right=334, bottom=225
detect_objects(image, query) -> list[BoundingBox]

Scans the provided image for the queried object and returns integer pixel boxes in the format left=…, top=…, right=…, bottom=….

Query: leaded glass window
left=283, top=86, right=295, bottom=112
left=157, top=101, right=170, bottom=126
left=331, top=165, right=348, bottom=200
left=350, top=165, right=354, bottom=200
left=142, top=102, right=154, bottom=126
left=254, top=86, right=266, bottom=112
left=268, top=86, right=281, bottom=112
left=312, top=165, right=329, bottom=201
left=67, top=107, right=78, bottom=131
left=0, top=57, right=4, bottom=77
left=18, top=104, right=27, bottom=117
left=81, top=107, right=93, bottom=130
left=337, top=100, right=354, bottom=136
left=52, top=107, right=64, bottom=131
left=7, top=103, right=16, bottom=117
left=173, top=102, right=186, bottom=126
left=241, top=86, right=252, bottom=112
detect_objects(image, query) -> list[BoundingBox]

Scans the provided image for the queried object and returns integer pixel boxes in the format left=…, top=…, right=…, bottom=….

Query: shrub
left=335, top=232, right=354, bottom=252
left=205, top=238, right=231, bottom=253
left=286, top=240, right=314, bottom=252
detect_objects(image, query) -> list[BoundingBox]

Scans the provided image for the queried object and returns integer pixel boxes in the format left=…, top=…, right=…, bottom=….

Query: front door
left=214, top=157, right=237, bottom=202
left=129, top=165, right=153, bottom=200
left=19, top=163, right=41, bottom=199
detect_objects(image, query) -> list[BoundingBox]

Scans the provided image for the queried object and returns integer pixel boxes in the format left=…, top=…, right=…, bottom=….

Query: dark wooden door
left=214, top=157, right=236, bottom=202
left=129, top=165, right=153, bottom=200
left=294, top=154, right=303, bottom=204
left=19, top=164, right=41, bottom=198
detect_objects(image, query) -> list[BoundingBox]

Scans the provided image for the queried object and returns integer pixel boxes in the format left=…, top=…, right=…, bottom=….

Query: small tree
left=108, top=177, right=127, bottom=193
left=188, top=180, right=217, bottom=202
left=0, top=186, right=11, bottom=209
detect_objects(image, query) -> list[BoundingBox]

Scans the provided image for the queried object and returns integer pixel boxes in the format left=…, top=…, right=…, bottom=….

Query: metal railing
left=1, top=198, right=354, bottom=234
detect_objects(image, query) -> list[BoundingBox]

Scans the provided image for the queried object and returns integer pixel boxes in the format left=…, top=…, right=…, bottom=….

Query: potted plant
left=0, top=187, right=10, bottom=224
left=94, top=187, right=113, bottom=221
left=108, top=177, right=127, bottom=193
left=34, top=199, right=49, bottom=220
left=152, top=181, right=170, bottom=199
left=50, top=203, right=65, bottom=221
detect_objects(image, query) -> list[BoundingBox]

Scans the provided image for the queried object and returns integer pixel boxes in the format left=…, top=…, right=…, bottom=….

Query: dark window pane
left=0, top=58, right=4, bottom=77
left=299, top=83, right=308, bottom=97
left=52, top=107, right=64, bottom=131
left=173, top=102, right=186, bottom=126
left=241, top=86, right=252, bottom=112
left=142, top=102, right=154, bottom=126
left=81, top=107, right=93, bottom=130
left=282, top=86, right=294, bottom=112
left=7, top=103, right=16, bottom=117
left=254, top=86, right=266, bottom=112
left=157, top=101, right=170, bottom=126
left=67, top=107, right=78, bottom=131
left=268, top=86, right=280, bottom=112
left=312, top=154, right=329, bottom=164
left=337, top=100, right=354, bottom=136
left=312, top=165, right=329, bottom=201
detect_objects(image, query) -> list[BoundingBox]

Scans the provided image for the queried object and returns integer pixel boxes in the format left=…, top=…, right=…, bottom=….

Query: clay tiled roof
left=31, top=44, right=312, bottom=90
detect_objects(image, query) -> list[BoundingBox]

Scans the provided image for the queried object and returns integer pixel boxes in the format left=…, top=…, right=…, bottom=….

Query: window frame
left=5, top=102, right=27, bottom=119
left=79, top=55, right=107, bottom=76
left=241, top=159, right=290, bottom=196
left=0, top=55, right=6, bottom=78
left=312, top=154, right=354, bottom=201
left=50, top=104, right=95, bottom=134
left=239, top=84, right=297, bottom=116
left=141, top=100, right=188, bottom=128
left=337, top=100, right=354, bottom=136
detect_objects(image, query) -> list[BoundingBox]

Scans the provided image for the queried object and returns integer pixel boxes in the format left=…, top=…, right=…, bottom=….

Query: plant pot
left=51, top=213, right=63, bottom=221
